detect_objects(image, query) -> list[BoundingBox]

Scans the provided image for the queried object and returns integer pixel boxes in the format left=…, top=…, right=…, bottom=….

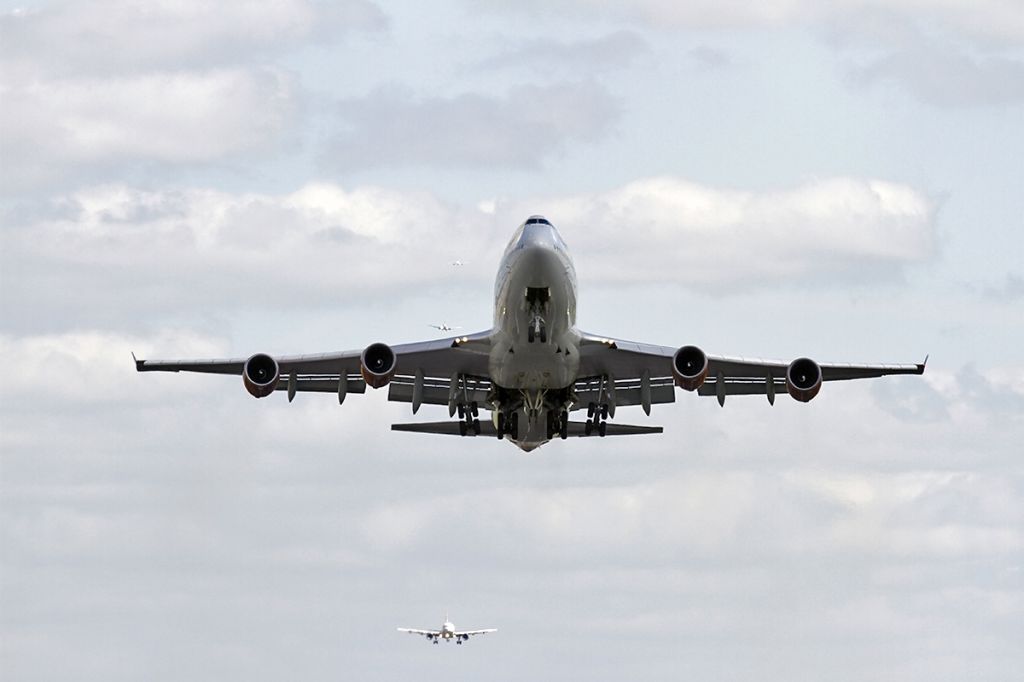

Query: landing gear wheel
left=601, top=403, right=609, bottom=419
left=472, top=418, right=481, bottom=435
left=587, top=402, right=596, bottom=418
left=510, top=412, right=520, bottom=440
left=560, top=413, right=569, bottom=439
left=527, top=326, right=535, bottom=343
left=496, top=412, right=506, bottom=439
left=457, top=404, right=465, bottom=419
left=459, top=421, right=468, bottom=437
left=539, top=326, right=547, bottom=343
left=585, top=420, right=593, bottom=436
left=470, top=402, right=479, bottom=417
left=599, top=421, right=607, bottom=437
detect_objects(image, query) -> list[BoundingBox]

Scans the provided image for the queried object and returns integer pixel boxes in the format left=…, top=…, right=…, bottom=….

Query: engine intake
left=243, top=353, right=280, bottom=398
left=361, top=342, right=397, bottom=389
left=672, top=345, right=709, bottom=391
left=786, top=357, right=822, bottom=402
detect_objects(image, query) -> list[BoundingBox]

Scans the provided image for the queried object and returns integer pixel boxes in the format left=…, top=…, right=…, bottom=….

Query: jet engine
left=786, top=357, right=822, bottom=402
left=243, top=353, right=280, bottom=398
left=360, top=342, right=397, bottom=389
left=672, top=345, right=709, bottom=391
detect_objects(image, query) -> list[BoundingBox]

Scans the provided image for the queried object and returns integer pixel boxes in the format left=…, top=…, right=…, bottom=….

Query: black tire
left=472, top=418, right=480, bottom=435
left=601, top=403, right=609, bottom=419
left=587, top=402, right=596, bottom=418
left=470, top=402, right=479, bottom=417
left=528, top=327, right=535, bottom=343
left=540, top=327, right=547, bottom=343
left=599, top=421, right=607, bottom=437
left=459, top=421, right=467, bottom=437
left=457, top=404, right=465, bottom=419
left=584, top=420, right=593, bottom=436
left=560, top=414, right=568, bottom=439
left=510, top=412, right=519, bottom=440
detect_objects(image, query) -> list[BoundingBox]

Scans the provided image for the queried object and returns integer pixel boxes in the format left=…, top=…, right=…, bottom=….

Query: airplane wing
left=454, top=629, right=497, bottom=637
left=577, top=332, right=926, bottom=410
left=135, top=330, right=494, bottom=406
left=397, top=628, right=441, bottom=637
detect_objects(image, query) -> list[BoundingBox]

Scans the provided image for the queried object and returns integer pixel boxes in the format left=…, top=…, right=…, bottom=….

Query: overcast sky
left=1, top=1, right=1022, bottom=680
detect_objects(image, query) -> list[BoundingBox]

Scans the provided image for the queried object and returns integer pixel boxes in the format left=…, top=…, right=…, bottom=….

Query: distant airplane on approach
left=398, top=614, right=496, bottom=645
left=136, top=215, right=927, bottom=451
left=429, top=323, right=462, bottom=332
left=451, top=259, right=466, bottom=267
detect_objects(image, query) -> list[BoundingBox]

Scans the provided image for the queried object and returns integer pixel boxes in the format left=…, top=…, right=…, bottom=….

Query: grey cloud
left=476, top=30, right=649, bottom=76
left=325, top=82, right=621, bottom=170
left=849, top=44, right=1024, bottom=108
left=687, top=45, right=733, bottom=69
left=981, top=274, right=1024, bottom=302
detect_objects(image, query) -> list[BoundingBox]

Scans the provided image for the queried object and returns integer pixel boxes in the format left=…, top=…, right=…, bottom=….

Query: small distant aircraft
left=451, top=259, right=465, bottom=267
left=398, top=614, right=496, bottom=645
left=429, top=323, right=462, bottom=332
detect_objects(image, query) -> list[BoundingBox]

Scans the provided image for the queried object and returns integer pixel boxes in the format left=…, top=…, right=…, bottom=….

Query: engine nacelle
left=360, top=342, right=397, bottom=389
left=786, top=357, right=822, bottom=402
left=243, top=353, right=280, bottom=398
left=672, top=345, right=709, bottom=391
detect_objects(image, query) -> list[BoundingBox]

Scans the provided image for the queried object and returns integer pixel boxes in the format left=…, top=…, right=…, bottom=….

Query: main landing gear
left=584, top=402, right=609, bottom=437
left=496, top=410, right=520, bottom=440
left=546, top=409, right=569, bottom=440
left=457, top=401, right=480, bottom=436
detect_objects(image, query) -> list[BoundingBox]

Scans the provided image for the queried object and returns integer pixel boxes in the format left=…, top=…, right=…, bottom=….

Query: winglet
left=918, top=354, right=929, bottom=374
left=132, top=352, right=144, bottom=372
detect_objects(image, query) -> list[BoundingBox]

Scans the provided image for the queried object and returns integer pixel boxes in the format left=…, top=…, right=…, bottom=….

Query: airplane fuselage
left=486, top=216, right=583, bottom=450
left=490, top=216, right=579, bottom=389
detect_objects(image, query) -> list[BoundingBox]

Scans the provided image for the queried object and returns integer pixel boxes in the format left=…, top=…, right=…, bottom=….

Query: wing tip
left=918, top=354, right=929, bottom=374
left=132, top=352, right=145, bottom=372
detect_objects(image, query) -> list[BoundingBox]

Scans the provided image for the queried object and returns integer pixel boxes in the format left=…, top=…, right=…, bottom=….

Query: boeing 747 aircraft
left=136, top=215, right=926, bottom=451
left=398, top=615, right=496, bottom=644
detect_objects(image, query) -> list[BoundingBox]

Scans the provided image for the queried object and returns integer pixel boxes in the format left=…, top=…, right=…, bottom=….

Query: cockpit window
left=525, top=216, right=551, bottom=225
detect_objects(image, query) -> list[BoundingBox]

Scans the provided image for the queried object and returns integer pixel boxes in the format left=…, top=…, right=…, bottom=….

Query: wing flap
left=391, top=421, right=662, bottom=437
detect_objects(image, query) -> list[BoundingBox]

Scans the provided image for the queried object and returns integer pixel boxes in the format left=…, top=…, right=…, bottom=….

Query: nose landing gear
left=525, top=287, right=549, bottom=344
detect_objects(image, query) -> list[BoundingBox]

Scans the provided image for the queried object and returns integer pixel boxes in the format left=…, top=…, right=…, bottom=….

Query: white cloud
left=0, top=0, right=386, bottom=78
left=1, top=68, right=297, bottom=189
left=504, top=176, right=936, bottom=290
left=1, top=176, right=936, bottom=333
left=477, top=0, right=1024, bottom=44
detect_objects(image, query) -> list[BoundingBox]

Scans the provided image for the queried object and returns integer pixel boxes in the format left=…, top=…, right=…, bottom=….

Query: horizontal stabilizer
left=391, top=421, right=662, bottom=437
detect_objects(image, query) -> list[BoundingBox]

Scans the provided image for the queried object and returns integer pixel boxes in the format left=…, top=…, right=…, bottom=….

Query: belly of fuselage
left=488, top=244, right=579, bottom=390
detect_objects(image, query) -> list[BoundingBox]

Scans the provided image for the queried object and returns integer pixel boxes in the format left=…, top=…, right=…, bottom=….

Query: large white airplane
left=398, top=614, right=496, bottom=644
left=136, top=215, right=926, bottom=451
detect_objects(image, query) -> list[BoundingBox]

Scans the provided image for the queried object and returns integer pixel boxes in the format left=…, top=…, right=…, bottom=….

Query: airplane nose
left=518, top=223, right=557, bottom=250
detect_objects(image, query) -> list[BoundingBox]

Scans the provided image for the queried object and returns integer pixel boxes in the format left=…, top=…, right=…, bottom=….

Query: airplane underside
left=391, top=382, right=664, bottom=452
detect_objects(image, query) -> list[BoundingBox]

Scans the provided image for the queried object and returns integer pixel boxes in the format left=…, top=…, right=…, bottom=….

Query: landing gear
left=457, top=403, right=481, bottom=437
left=586, top=402, right=610, bottom=437
left=527, top=314, right=546, bottom=344
left=546, top=409, right=569, bottom=440
left=526, top=287, right=549, bottom=344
